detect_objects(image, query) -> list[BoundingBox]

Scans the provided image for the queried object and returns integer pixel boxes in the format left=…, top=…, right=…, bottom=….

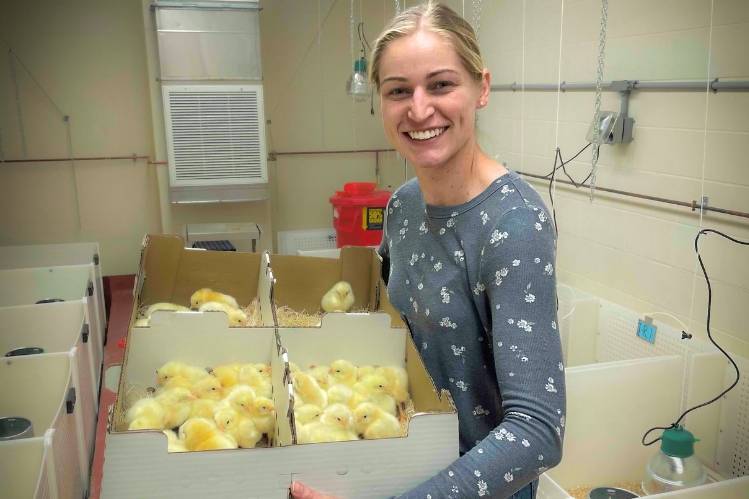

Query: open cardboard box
left=267, top=247, right=403, bottom=327
left=132, top=234, right=275, bottom=326
left=103, top=311, right=458, bottom=498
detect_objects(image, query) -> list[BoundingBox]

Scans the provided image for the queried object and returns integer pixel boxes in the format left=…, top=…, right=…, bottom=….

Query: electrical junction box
left=587, top=111, right=635, bottom=144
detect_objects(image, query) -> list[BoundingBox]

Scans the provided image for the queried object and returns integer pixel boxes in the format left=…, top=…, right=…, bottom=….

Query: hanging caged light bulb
left=346, top=56, right=371, bottom=102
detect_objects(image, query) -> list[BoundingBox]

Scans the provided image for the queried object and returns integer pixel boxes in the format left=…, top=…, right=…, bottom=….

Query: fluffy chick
left=378, top=366, right=410, bottom=403
left=238, top=364, right=272, bottom=399
left=321, top=281, right=355, bottom=312
left=328, top=360, right=358, bottom=387
left=216, top=385, right=256, bottom=417
left=199, top=301, right=248, bottom=327
left=157, top=388, right=197, bottom=429
left=357, top=365, right=378, bottom=381
left=294, top=405, right=323, bottom=426
left=320, top=404, right=358, bottom=442
left=353, top=402, right=401, bottom=439
left=126, top=398, right=165, bottom=430
left=191, top=288, right=239, bottom=310
left=188, top=399, right=218, bottom=420
left=351, top=375, right=396, bottom=416
left=144, top=303, right=191, bottom=318
left=248, top=397, right=276, bottom=435
left=162, top=429, right=187, bottom=452
left=211, top=365, right=239, bottom=388
left=214, top=408, right=263, bottom=449
left=293, top=373, right=328, bottom=409
left=289, top=362, right=302, bottom=374
left=192, top=376, right=225, bottom=401
left=308, top=365, right=330, bottom=390
left=195, top=432, right=237, bottom=451
left=327, top=384, right=353, bottom=408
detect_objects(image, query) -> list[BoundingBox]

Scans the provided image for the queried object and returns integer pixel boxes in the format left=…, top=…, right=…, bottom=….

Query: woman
left=292, top=3, right=565, bottom=498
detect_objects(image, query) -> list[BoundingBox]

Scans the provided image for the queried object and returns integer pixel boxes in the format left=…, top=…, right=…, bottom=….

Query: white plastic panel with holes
left=715, top=354, right=749, bottom=479
left=50, top=367, right=84, bottom=499
left=277, top=229, right=337, bottom=255
left=33, top=443, right=51, bottom=499
left=597, top=300, right=716, bottom=412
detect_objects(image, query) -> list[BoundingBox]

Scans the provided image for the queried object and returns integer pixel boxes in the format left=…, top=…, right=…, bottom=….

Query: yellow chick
left=216, top=385, right=256, bottom=417
left=354, top=402, right=401, bottom=439
left=238, top=364, right=272, bottom=399
left=320, top=404, right=358, bottom=442
left=191, top=288, right=239, bottom=310
left=179, top=418, right=215, bottom=449
left=308, top=365, right=331, bottom=391
left=196, top=431, right=237, bottom=451
left=294, top=405, right=323, bottom=426
left=188, top=399, right=218, bottom=420
left=293, top=373, right=328, bottom=409
left=162, top=429, right=188, bottom=452
left=144, top=302, right=191, bottom=318
left=327, top=384, right=353, bottom=408
left=297, top=421, right=335, bottom=444
left=192, top=376, right=225, bottom=401
left=156, top=388, right=197, bottom=429
left=214, top=408, right=263, bottom=449
left=357, top=365, right=378, bottom=381
left=255, top=363, right=273, bottom=378
left=211, top=365, right=239, bottom=388
left=133, top=318, right=150, bottom=327
left=321, top=281, right=355, bottom=312
left=126, top=397, right=165, bottom=430
left=351, top=375, right=396, bottom=415
left=289, top=362, right=302, bottom=374
left=378, top=366, right=410, bottom=403
left=328, top=360, right=358, bottom=387
left=199, top=301, right=248, bottom=327
left=248, top=397, right=276, bottom=435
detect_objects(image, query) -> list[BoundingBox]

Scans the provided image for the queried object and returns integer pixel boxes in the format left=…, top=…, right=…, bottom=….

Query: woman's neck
left=414, top=139, right=508, bottom=207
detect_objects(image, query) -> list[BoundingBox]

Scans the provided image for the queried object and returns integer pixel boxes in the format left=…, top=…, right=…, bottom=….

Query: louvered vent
left=163, top=85, right=267, bottom=187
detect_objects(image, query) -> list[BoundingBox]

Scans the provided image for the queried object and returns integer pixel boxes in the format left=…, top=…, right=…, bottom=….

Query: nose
left=407, top=87, right=434, bottom=123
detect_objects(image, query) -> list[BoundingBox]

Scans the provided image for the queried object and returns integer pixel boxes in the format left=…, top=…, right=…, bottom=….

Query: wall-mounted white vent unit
left=163, top=84, right=268, bottom=203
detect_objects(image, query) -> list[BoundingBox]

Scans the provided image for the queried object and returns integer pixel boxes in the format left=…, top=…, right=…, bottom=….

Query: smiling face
left=378, top=30, right=488, bottom=170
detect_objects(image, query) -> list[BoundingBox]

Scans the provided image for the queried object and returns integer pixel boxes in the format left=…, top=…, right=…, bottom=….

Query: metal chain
left=9, top=50, right=28, bottom=159
left=589, top=0, right=608, bottom=202
left=472, top=0, right=482, bottom=45
left=318, top=0, right=325, bottom=148
left=394, top=0, right=400, bottom=16
left=350, top=0, right=356, bottom=151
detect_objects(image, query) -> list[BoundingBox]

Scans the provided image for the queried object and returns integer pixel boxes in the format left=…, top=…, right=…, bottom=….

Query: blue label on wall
left=637, top=320, right=657, bottom=344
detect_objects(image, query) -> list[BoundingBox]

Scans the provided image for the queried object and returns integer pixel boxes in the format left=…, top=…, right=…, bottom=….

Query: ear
left=477, top=68, right=491, bottom=109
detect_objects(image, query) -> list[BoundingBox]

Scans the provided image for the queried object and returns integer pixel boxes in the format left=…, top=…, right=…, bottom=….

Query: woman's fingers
left=291, top=481, right=337, bottom=499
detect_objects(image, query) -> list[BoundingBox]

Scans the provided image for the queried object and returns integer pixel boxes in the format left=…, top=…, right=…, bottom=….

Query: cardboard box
left=267, top=248, right=403, bottom=326
left=103, top=311, right=457, bottom=498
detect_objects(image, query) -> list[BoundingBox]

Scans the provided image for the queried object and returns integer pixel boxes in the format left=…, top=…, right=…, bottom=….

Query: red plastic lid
left=118, top=338, right=126, bottom=349
left=330, top=182, right=392, bottom=206
left=344, top=182, right=376, bottom=196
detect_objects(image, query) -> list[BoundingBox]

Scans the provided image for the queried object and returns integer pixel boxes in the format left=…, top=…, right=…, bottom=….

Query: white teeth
left=408, top=127, right=445, bottom=140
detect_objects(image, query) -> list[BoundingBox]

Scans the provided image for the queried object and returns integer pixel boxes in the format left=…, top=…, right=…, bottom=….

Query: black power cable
left=545, top=142, right=595, bottom=234
left=642, top=229, right=746, bottom=446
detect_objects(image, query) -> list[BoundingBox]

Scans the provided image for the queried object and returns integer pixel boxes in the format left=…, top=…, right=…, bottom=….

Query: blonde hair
left=370, top=2, right=483, bottom=93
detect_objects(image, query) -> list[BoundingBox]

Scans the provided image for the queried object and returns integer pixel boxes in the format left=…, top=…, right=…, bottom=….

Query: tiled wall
left=479, top=0, right=749, bottom=358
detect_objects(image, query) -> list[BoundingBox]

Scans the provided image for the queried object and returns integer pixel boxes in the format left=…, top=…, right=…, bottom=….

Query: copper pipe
left=520, top=171, right=749, bottom=219
left=2, top=155, right=150, bottom=163
left=274, top=148, right=396, bottom=156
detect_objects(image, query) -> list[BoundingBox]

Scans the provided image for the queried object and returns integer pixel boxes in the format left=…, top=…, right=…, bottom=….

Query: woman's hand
left=290, top=481, right=342, bottom=499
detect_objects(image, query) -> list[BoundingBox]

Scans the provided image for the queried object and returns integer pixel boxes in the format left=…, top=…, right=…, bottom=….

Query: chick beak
left=217, top=387, right=225, bottom=395
left=217, top=424, right=225, bottom=431
left=328, top=368, right=334, bottom=375
left=188, top=394, right=198, bottom=401
left=354, top=416, right=362, bottom=423
left=341, top=419, right=349, bottom=428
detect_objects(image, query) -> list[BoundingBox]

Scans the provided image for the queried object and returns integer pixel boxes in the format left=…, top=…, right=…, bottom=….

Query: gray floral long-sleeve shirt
left=378, top=170, right=566, bottom=499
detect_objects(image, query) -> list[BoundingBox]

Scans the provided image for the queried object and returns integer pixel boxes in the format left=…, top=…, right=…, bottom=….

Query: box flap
left=406, top=333, right=456, bottom=414
left=339, top=246, right=374, bottom=309
left=269, top=254, right=343, bottom=314
left=138, top=234, right=185, bottom=306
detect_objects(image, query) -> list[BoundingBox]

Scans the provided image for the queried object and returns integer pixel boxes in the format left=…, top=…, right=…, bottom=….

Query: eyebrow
left=380, top=69, right=461, bottom=85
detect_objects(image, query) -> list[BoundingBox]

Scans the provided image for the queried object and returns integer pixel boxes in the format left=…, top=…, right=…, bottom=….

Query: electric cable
left=641, top=229, right=746, bottom=446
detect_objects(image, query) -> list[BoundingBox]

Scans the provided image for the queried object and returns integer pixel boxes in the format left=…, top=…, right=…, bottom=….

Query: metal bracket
left=93, top=253, right=99, bottom=265
left=268, top=151, right=277, bottom=162
left=82, top=324, right=89, bottom=343
left=712, top=77, right=719, bottom=94
left=560, top=80, right=566, bottom=93
left=87, top=281, right=94, bottom=296
left=701, top=196, right=709, bottom=215
left=644, top=316, right=653, bottom=325
left=66, top=387, right=77, bottom=414
left=512, top=81, right=516, bottom=92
